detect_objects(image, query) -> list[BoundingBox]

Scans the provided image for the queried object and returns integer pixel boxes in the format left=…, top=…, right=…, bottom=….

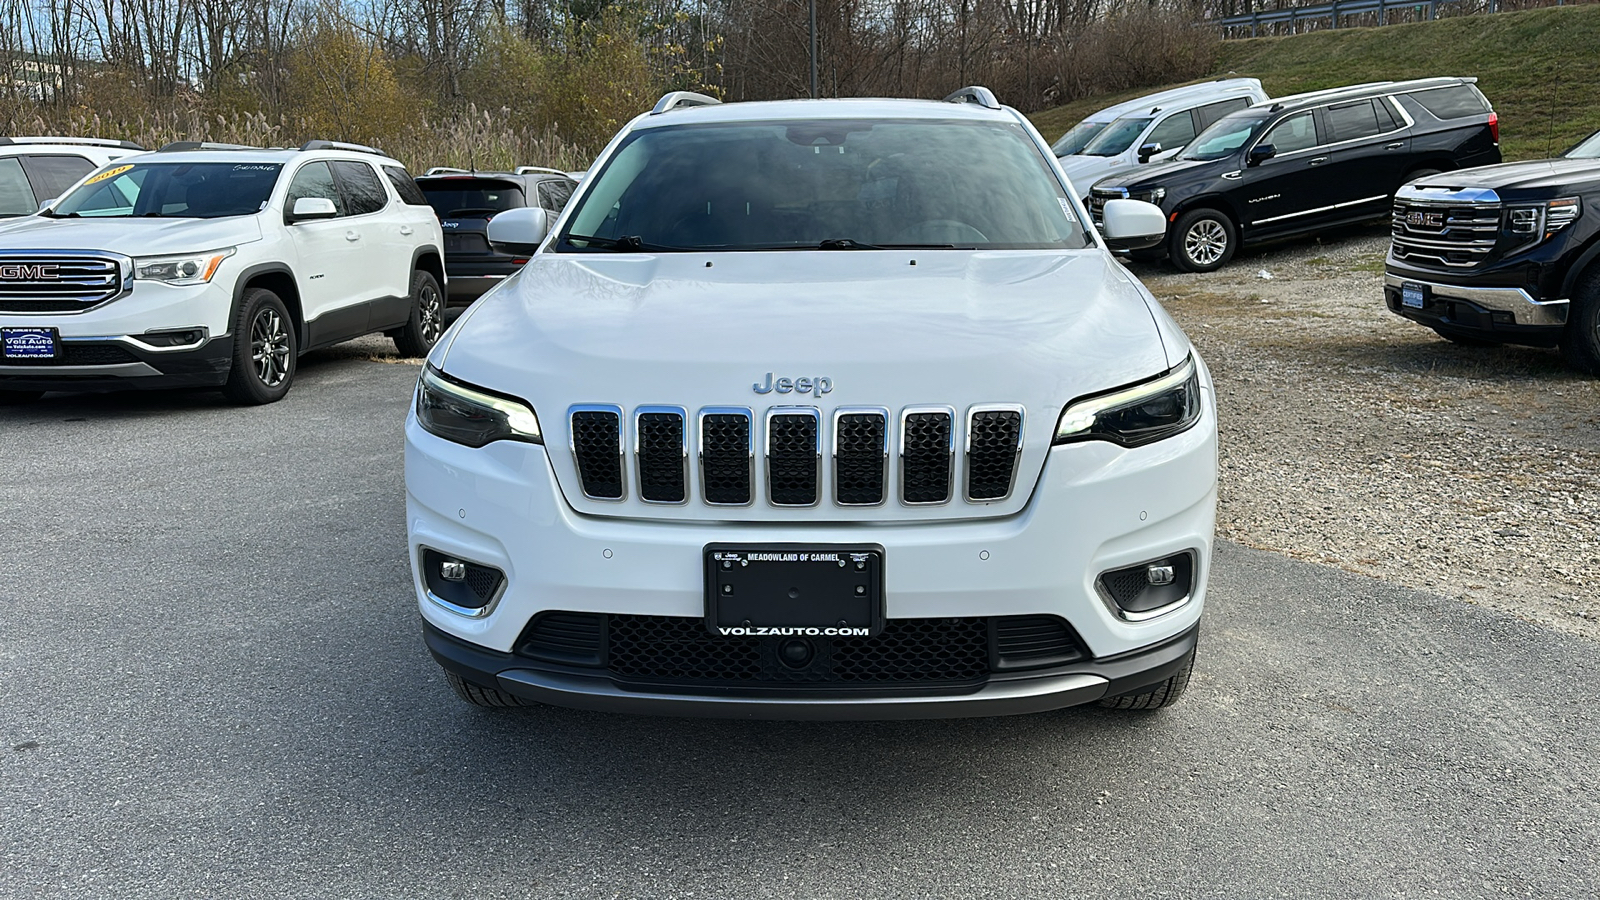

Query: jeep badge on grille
left=752, top=372, right=833, bottom=396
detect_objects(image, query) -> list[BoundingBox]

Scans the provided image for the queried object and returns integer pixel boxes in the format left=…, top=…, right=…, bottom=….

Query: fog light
left=421, top=549, right=505, bottom=617
left=440, top=560, right=467, bottom=582
left=1096, top=552, right=1196, bottom=621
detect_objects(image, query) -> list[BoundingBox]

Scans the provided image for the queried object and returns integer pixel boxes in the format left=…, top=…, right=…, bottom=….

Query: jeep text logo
left=0, top=264, right=60, bottom=280
left=1405, top=211, right=1445, bottom=228
left=753, top=372, right=833, bottom=396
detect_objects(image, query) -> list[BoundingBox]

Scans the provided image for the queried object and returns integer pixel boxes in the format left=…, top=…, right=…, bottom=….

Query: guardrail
left=1215, top=0, right=1564, bottom=36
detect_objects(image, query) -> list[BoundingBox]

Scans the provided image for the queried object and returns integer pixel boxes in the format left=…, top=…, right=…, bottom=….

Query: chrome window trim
left=568, top=403, right=626, bottom=502
left=764, top=405, right=822, bottom=508
left=1251, top=194, right=1388, bottom=226
left=1245, top=96, right=1413, bottom=162
left=831, top=406, right=890, bottom=507
left=633, top=405, right=689, bottom=506
left=898, top=405, right=956, bottom=507
left=698, top=405, right=755, bottom=507
left=963, top=404, right=1026, bottom=504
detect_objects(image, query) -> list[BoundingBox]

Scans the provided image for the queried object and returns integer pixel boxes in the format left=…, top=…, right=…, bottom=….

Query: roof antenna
left=1546, top=69, right=1559, bottom=158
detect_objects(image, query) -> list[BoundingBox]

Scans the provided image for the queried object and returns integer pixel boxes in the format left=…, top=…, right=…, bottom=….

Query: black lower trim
left=0, top=337, right=233, bottom=393
left=1384, top=286, right=1564, bottom=347
left=424, top=619, right=1198, bottom=720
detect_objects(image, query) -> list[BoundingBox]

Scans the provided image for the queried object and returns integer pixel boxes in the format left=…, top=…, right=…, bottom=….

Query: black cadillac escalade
left=1384, top=129, right=1600, bottom=374
left=1091, top=78, right=1501, bottom=272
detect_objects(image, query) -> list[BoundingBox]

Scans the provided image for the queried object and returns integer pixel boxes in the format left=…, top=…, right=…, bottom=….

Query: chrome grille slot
left=569, top=405, right=624, bottom=500
left=1390, top=199, right=1501, bottom=268
left=965, top=406, right=1024, bottom=501
left=0, top=252, right=125, bottom=314
left=765, top=408, right=820, bottom=506
left=900, top=408, right=955, bottom=505
left=700, top=408, right=753, bottom=505
left=635, top=407, right=687, bottom=504
left=833, top=409, right=889, bottom=506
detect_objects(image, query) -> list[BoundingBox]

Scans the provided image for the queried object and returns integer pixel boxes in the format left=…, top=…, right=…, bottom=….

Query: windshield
left=1180, top=113, right=1271, bottom=162
left=558, top=119, right=1088, bottom=252
left=419, top=179, right=526, bottom=217
left=1051, top=120, right=1110, bottom=156
left=1565, top=130, right=1600, bottom=159
left=1081, top=117, right=1153, bottom=157
left=50, top=162, right=282, bottom=218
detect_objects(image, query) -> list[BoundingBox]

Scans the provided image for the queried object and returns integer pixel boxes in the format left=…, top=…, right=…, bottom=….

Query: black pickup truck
left=1384, top=129, right=1600, bottom=373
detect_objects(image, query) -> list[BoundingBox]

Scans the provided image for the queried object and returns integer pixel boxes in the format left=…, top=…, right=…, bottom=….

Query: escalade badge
left=1405, top=211, right=1445, bottom=228
left=753, top=372, right=833, bottom=396
left=0, top=264, right=60, bottom=280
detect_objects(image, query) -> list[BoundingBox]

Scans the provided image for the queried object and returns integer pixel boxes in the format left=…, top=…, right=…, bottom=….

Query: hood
left=1410, top=158, right=1600, bottom=197
left=1094, top=157, right=1219, bottom=192
left=0, top=215, right=265, bottom=255
left=437, top=249, right=1180, bottom=522
left=1056, top=155, right=1125, bottom=197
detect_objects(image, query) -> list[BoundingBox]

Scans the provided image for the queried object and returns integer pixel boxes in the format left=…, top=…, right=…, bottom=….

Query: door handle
left=1309, top=156, right=1329, bottom=166
left=399, top=225, right=414, bottom=235
left=1222, top=170, right=1242, bottom=180
left=345, top=231, right=361, bottom=241
left=1386, top=142, right=1405, bottom=150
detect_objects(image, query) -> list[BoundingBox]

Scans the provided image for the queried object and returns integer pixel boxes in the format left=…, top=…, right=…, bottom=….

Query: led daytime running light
left=1055, top=356, right=1198, bottom=442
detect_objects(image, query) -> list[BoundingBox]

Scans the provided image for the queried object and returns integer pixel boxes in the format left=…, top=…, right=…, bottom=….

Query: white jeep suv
left=406, top=89, right=1216, bottom=719
left=0, top=140, right=446, bottom=405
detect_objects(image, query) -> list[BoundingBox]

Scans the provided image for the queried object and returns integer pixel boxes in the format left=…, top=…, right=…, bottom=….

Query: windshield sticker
left=82, top=164, right=134, bottom=186
left=1059, top=197, right=1073, bottom=217
left=233, top=164, right=278, bottom=171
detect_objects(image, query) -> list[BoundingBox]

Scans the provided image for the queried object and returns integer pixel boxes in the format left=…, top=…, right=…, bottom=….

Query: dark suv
left=1385, top=129, right=1600, bottom=373
left=1091, top=78, right=1501, bottom=272
left=416, top=167, right=577, bottom=305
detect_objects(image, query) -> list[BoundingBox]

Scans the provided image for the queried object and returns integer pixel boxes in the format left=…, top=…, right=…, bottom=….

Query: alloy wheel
left=1184, top=219, right=1229, bottom=267
left=419, top=282, right=443, bottom=345
left=251, top=308, right=291, bottom=387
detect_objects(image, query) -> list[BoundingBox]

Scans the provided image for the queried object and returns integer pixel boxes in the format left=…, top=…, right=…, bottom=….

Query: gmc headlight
left=416, top=365, right=542, bottom=448
left=133, top=248, right=235, bottom=285
left=1505, top=197, right=1580, bottom=245
left=1130, top=187, right=1166, bottom=205
left=1054, top=356, right=1202, bottom=447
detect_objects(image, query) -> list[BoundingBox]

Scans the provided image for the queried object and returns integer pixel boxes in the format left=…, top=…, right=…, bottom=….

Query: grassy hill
left=1027, top=4, right=1600, bottom=162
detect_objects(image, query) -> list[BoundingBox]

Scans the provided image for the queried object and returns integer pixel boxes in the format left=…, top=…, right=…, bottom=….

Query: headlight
left=416, top=365, right=542, bottom=448
left=1130, top=187, right=1166, bottom=205
left=133, top=248, right=235, bottom=285
left=1505, top=197, right=1580, bottom=245
left=1054, top=356, right=1202, bottom=447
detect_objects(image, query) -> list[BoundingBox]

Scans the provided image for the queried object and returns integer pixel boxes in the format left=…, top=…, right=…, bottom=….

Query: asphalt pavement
left=2, top=353, right=1596, bottom=899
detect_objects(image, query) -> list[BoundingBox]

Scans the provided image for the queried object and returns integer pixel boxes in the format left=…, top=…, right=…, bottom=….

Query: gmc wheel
left=1170, top=209, right=1236, bottom=273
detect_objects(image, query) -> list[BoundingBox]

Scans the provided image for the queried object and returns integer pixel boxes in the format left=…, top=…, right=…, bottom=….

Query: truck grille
left=569, top=404, right=1025, bottom=509
left=1088, top=187, right=1125, bottom=227
left=0, top=253, right=126, bottom=313
left=1390, top=199, right=1500, bottom=269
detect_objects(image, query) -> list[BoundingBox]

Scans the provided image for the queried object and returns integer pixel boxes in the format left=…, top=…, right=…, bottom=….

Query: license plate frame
left=1401, top=282, right=1427, bottom=310
left=705, top=544, right=884, bottom=637
left=1, top=326, right=59, bottom=360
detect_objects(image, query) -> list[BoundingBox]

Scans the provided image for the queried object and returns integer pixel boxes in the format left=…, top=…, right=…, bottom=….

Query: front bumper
left=0, top=334, right=232, bottom=392
left=1383, top=272, right=1567, bottom=346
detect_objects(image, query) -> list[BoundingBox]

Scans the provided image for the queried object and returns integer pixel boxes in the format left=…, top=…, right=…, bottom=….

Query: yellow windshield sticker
left=82, top=164, right=134, bottom=186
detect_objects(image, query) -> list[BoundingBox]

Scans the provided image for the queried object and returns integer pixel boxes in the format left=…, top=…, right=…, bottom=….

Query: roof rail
left=300, top=139, right=386, bottom=156
left=514, top=165, right=568, bottom=176
left=0, top=136, right=144, bottom=150
left=651, top=91, right=721, bottom=115
left=157, top=141, right=261, bottom=152
left=942, top=86, right=1000, bottom=110
left=424, top=166, right=472, bottom=175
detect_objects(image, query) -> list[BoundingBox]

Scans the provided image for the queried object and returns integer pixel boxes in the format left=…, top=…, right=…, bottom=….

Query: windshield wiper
left=563, top=233, right=685, bottom=252
left=818, top=239, right=961, bottom=250
left=39, top=210, right=79, bottom=218
left=446, top=207, right=501, bottom=217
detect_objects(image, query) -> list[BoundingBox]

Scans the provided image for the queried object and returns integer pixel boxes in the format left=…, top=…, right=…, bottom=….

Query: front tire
left=446, top=671, right=531, bottom=708
left=222, top=288, right=297, bottom=405
left=392, top=270, right=445, bottom=358
left=1559, top=269, right=1600, bottom=376
left=1169, top=209, right=1237, bottom=273
left=1098, top=651, right=1194, bottom=710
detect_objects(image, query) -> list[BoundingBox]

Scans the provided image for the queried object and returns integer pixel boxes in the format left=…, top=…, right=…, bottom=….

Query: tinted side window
left=331, top=160, right=387, bottom=215
left=0, top=157, right=38, bottom=215
left=383, top=165, right=430, bottom=205
left=1409, top=85, right=1490, bottom=119
left=19, top=155, right=95, bottom=202
left=1262, top=112, right=1318, bottom=154
left=1374, top=97, right=1401, bottom=131
left=286, top=161, right=343, bottom=216
left=1326, top=100, right=1382, bottom=142
left=1145, top=112, right=1198, bottom=153
left=1197, top=98, right=1251, bottom=130
left=537, top=178, right=575, bottom=212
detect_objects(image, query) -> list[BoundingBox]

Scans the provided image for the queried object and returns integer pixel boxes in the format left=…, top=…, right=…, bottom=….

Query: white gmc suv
left=407, top=89, right=1217, bottom=719
left=0, top=141, right=446, bottom=405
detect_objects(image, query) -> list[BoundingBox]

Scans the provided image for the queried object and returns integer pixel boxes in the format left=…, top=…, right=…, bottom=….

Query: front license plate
left=706, top=544, right=884, bottom=637
left=1, top=327, right=58, bottom=359
left=1401, top=282, right=1426, bottom=309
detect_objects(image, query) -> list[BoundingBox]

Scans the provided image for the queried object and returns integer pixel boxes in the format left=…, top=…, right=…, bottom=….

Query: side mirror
left=1246, top=143, right=1276, bottom=167
left=290, top=197, right=338, bottom=222
left=1100, top=199, right=1167, bottom=251
left=487, top=206, right=549, bottom=255
left=1137, top=142, right=1163, bottom=164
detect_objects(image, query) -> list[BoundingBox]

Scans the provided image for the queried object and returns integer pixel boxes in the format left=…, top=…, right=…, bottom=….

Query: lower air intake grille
left=901, top=410, right=954, bottom=504
left=0, top=343, right=140, bottom=366
left=570, top=407, right=623, bottom=500
left=993, top=615, right=1087, bottom=670
left=966, top=408, right=1023, bottom=500
left=517, top=612, right=605, bottom=666
left=700, top=410, right=752, bottom=505
left=1100, top=568, right=1149, bottom=606
left=636, top=409, right=686, bottom=503
left=766, top=410, right=819, bottom=506
left=834, top=411, right=887, bottom=505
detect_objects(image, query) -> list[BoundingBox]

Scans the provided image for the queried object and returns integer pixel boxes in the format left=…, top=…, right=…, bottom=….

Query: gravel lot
left=1128, top=226, right=1600, bottom=641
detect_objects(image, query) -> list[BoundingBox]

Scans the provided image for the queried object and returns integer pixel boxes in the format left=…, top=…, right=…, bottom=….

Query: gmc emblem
left=1405, top=211, right=1444, bottom=228
left=0, top=263, right=60, bottom=280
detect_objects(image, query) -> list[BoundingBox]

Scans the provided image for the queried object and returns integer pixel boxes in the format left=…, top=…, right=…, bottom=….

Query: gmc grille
left=1390, top=199, right=1500, bottom=268
left=0, top=253, right=126, bottom=314
left=568, top=404, right=1024, bottom=508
